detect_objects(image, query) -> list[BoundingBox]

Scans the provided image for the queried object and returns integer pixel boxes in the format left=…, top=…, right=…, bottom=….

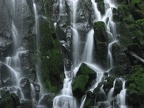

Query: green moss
left=38, top=1, right=64, bottom=93
left=93, top=21, right=107, bottom=42
left=40, top=39, right=64, bottom=93
left=127, top=65, right=144, bottom=95
left=72, top=75, right=89, bottom=91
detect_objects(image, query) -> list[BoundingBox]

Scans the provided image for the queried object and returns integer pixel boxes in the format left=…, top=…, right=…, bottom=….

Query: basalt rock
left=0, top=89, right=20, bottom=108
left=39, top=94, right=54, bottom=108
left=0, top=63, right=18, bottom=87
left=93, top=21, right=108, bottom=42
left=21, top=100, right=33, bottom=108
left=72, top=63, right=96, bottom=100
left=20, top=77, right=31, bottom=99
left=0, top=32, right=13, bottom=57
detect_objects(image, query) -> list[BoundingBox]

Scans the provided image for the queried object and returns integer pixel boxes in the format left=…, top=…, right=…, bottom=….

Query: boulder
left=21, top=100, right=33, bottom=108
left=93, top=21, right=108, bottom=42
left=0, top=63, right=18, bottom=87
left=72, top=63, right=96, bottom=100
left=38, top=94, right=53, bottom=108
left=0, top=89, right=20, bottom=108
left=96, top=0, right=105, bottom=15
left=0, top=32, right=13, bottom=57
left=20, top=77, right=31, bottom=99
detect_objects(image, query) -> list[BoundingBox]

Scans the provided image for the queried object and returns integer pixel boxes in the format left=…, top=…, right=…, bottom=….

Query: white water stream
left=53, top=0, right=127, bottom=107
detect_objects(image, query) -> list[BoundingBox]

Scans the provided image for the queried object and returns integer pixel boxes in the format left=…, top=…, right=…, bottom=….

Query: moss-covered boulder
left=72, top=64, right=96, bottom=100
left=103, top=76, right=115, bottom=94
left=0, top=90, right=20, bottom=108
left=93, top=21, right=108, bottom=42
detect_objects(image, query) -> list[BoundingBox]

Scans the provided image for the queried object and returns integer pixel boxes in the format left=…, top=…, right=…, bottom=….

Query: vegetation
left=39, top=1, right=64, bottom=93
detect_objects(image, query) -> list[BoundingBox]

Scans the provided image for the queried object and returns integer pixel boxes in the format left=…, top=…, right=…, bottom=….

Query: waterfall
left=0, top=0, right=45, bottom=106
left=118, top=79, right=127, bottom=108
left=32, top=0, right=44, bottom=97
left=53, top=0, right=128, bottom=107
left=108, top=79, right=117, bottom=101
left=83, top=29, right=94, bottom=63
left=53, top=0, right=79, bottom=107
left=72, top=0, right=80, bottom=68
left=0, top=0, right=130, bottom=107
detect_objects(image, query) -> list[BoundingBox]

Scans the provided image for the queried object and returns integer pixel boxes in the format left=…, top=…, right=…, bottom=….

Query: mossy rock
left=72, top=63, right=96, bottom=99
left=93, top=21, right=108, bottom=42
left=103, top=76, right=115, bottom=93
left=0, top=90, right=17, bottom=108
left=97, top=0, right=105, bottom=15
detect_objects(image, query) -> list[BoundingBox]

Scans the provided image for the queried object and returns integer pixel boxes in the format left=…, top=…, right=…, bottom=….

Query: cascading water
left=32, top=0, right=45, bottom=98
left=1, top=0, right=26, bottom=100
left=53, top=0, right=79, bottom=107
left=0, top=0, right=46, bottom=107
left=108, top=78, right=117, bottom=101
left=53, top=0, right=128, bottom=108
left=118, top=79, right=127, bottom=108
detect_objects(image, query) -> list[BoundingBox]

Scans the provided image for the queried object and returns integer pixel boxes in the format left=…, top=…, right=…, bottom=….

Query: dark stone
left=97, top=0, right=105, bottom=15
left=0, top=63, right=18, bottom=87
left=93, top=21, right=108, bottom=42
left=109, top=53, right=131, bottom=76
left=39, top=94, right=53, bottom=108
left=95, top=41, right=108, bottom=69
left=33, top=83, right=40, bottom=101
left=113, top=8, right=119, bottom=22
left=20, top=77, right=31, bottom=99
left=21, top=100, right=33, bottom=108
left=114, top=79, right=122, bottom=95
left=0, top=32, right=13, bottom=57
left=103, top=76, right=115, bottom=94
left=19, top=52, right=36, bottom=82
left=11, top=93, right=20, bottom=107
left=127, top=43, right=142, bottom=56
left=72, top=63, right=96, bottom=100
left=115, top=0, right=125, bottom=4
left=93, top=84, right=107, bottom=102
left=0, top=90, right=19, bottom=108
left=26, top=0, right=34, bottom=14
left=84, top=91, right=95, bottom=107
left=112, top=42, right=121, bottom=65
